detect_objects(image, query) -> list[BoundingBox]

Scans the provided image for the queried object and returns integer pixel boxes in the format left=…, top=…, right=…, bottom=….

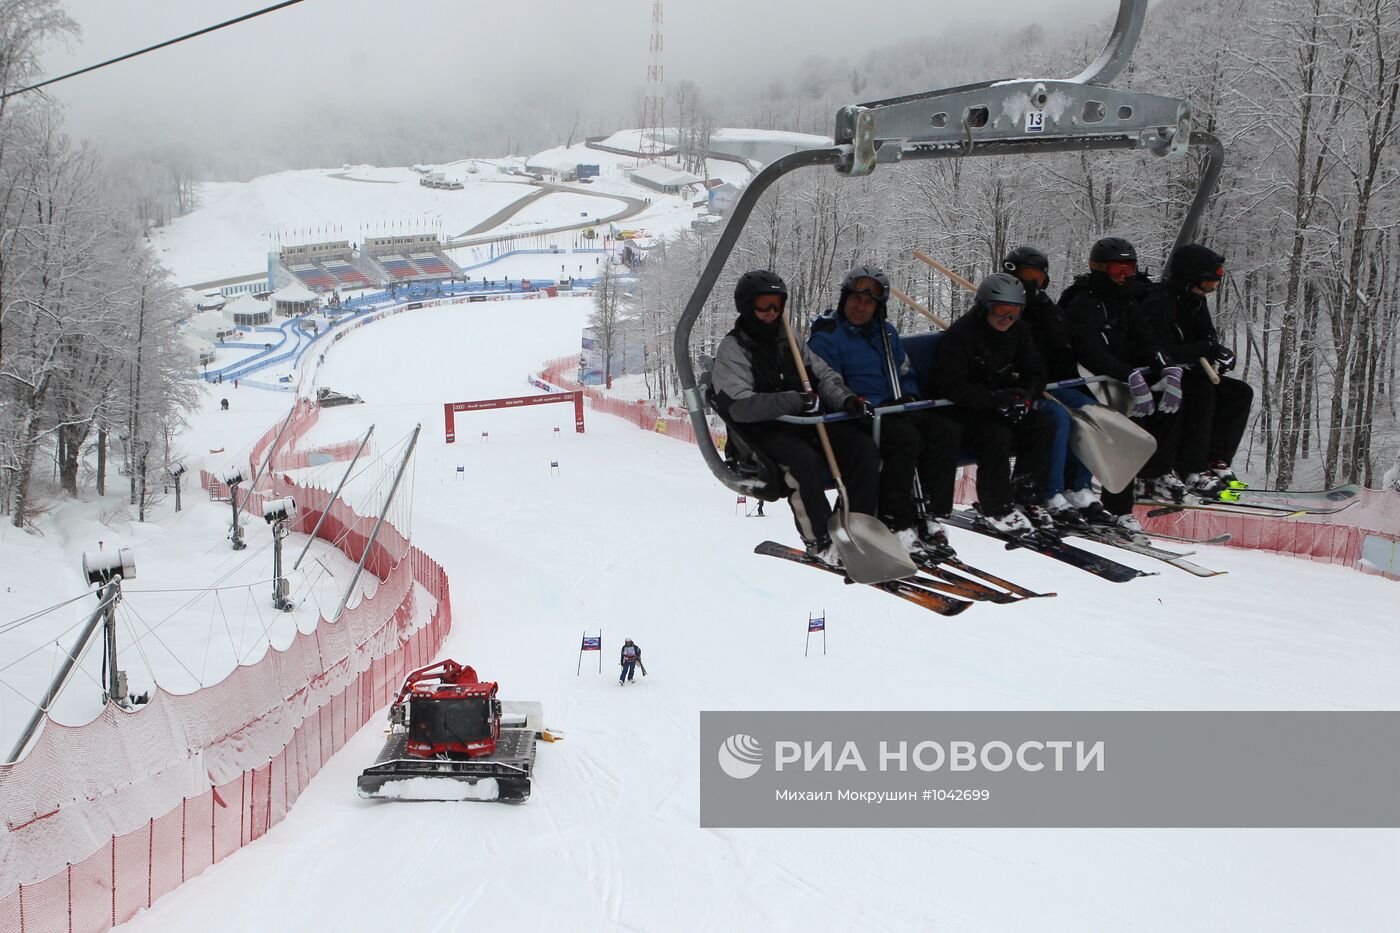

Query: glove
left=1155, top=366, right=1185, bottom=414
left=991, top=388, right=1032, bottom=424
left=1212, top=345, right=1236, bottom=374
left=895, top=393, right=922, bottom=406
left=1127, top=369, right=1155, bottom=418
left=800, top=390, right=822, bottom=416
left=842, top=395, right=875, bottom=421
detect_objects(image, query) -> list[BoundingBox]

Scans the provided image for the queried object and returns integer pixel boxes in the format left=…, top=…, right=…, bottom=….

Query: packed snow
left=6, top=139, right=1398, bottom=932
left=99, top=292, right=1398, bottom=932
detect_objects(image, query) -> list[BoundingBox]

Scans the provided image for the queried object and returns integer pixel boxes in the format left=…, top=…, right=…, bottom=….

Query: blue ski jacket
left=807, top=310, right=920, bottom=407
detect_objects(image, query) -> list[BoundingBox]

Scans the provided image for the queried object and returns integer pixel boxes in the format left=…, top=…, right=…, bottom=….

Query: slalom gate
left=443, top=386, right=584, bottom=443
left=0, top=399, right=455, bottom=932
left=538, top=355, right=1400, bottom=578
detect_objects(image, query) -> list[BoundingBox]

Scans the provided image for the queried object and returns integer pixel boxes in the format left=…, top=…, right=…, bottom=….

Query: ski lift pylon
left=673, top=0, right=1222, bottom=498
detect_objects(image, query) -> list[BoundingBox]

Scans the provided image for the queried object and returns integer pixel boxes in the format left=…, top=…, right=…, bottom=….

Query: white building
left=628, top=163, right=702, bottom=195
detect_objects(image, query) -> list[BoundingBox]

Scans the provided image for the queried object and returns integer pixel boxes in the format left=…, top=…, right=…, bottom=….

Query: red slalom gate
left=443, top=391, right=584, bottom=442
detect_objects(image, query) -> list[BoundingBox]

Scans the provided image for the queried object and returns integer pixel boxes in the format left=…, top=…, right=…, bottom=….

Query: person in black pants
left=808, top=265, right=962, bottom=557
left=711, top=270, right=880, bottom=568
left=929, top=273, right=1055, bottom=534
left=1059, top=236, right=1182, bottom=532
left=1134, top=244, right=1253, bottom=497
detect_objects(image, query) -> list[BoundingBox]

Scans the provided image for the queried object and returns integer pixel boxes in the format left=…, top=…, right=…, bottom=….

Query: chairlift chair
left=673, top=0, right=1222, bottom=499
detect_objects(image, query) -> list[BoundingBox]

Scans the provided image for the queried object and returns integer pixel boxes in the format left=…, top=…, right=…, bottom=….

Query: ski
left=912, top=554, right=1057, bottom=602
left=1149, top=530, right=1233, bottom=545
left=1216, top=483, right=1361, bottom=506
left=754, top=541, right=973, bottom=617
left=1141, top=499, right=1307, bottom=518
left=1065, top=527, right=1226, bottom=578
left=943, top=509, right=1153, bottom=583
left=1140, top=495, right=1354, bottom=517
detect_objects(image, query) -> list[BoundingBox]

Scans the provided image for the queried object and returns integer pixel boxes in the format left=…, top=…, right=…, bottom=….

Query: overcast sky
left=38, top=0, right=1116, bottom=160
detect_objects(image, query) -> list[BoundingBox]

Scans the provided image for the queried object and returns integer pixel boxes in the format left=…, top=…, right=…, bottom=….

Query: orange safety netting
left=0, top=401, right=452, bottom=932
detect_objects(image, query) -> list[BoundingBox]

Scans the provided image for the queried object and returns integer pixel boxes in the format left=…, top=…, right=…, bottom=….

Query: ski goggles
left=1104, top=260, right=1138, bottom=278
left=847, top=285, right=885, bottom=302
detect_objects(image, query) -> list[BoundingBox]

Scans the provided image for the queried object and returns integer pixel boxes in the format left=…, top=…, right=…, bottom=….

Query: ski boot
left=805, top=536, right=843, bottom=570
left=919, top=516, right=957, bottom=560
left=1184, top=471, right=1230, bottom=500
left=1067, top=488, right=1115, bottom=526
left=1138, top=472, right=1187, bottom=504
left=1112, top=511, right=1150, bottom=545
left=892, top=526, right=930, bottom=561
left=1020, top=502, right=1059, bottom=536
left=977, top=504, right=1035, bottom=538
left=1045, top=493, right=1087, bottom=529
left=1209, top=461, right=1247, bottom=501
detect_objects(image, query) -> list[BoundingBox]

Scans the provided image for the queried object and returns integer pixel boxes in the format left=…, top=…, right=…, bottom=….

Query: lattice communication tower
left=641, top=1, right=666, bottom=160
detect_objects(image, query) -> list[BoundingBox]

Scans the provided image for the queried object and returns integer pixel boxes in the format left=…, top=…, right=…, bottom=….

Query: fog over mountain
left=39, top=0, right=1112, bottom=178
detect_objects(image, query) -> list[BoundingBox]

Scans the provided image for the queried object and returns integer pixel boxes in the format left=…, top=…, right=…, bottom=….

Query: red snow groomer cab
left=357, top=659, right=548, bottom=803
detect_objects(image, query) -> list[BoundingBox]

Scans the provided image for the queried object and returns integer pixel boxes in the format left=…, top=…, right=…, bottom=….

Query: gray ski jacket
left=712, top=327, right=857, bottom=423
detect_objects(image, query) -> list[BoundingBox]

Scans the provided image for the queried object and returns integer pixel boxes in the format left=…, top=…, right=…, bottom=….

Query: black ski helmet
left=1088, top=236, right=1137, bottom=265
left=839, top=264, right=891, bottom=319
left=1166, top=243, right=1225, bottom=285
left=1002, top=245, right=1050, bottom=289
left=974, top=272, right=1027, bottom=309
left=1002, top=245, right=1049, bottom=275
left=733, top=269, right=788, bottom=315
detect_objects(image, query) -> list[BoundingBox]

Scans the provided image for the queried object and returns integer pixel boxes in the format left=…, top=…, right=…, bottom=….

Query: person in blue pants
left=619, top=639, right=642, bottom=685
left=1004, top=247, right=1113, bottom=526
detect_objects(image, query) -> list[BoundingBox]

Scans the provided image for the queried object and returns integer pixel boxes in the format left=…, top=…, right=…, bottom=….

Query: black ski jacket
left=929, top=308, right=1047, bottom=411
left=620, top=644, right=642, bottom=664
left=1018, top=287, right=1078, bottom=382
left=1057, top=271, right=1161, bottom=380
left=1134, top=281, right=1220, bottom=367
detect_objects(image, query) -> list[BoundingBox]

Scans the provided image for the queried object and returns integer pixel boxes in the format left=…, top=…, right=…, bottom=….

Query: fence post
left=241, top=771, right=248, bottom=847
left=110, top=833, right=116, bottom=927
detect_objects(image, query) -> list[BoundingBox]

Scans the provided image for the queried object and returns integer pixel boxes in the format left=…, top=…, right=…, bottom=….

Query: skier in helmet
left=711, top=270, right=881, bottom=568
left=809, top=265, right=962, bottom=558
left=1058, top=236, right=1182, bottom=532
left=1003, top=246, right=1112, bottom=527
left=619, top=638, right=642, bottom=685
left=1133, top=243, right=1253, bottom=497
left=928, top=272, right=1054, bottom=536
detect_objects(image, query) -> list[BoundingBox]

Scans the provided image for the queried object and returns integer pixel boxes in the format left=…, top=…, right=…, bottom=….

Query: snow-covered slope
left=107, top=295, right=1400, bottom=932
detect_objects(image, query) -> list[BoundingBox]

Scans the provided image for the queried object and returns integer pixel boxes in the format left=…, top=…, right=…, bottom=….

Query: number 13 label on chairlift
left=1025, top=111, right=1046, bottom=133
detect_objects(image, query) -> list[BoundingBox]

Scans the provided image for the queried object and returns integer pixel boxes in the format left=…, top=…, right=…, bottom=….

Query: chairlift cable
left=1, top=0, right=312, bottom=101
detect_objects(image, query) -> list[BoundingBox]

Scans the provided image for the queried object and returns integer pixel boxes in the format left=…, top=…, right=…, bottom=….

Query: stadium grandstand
left=361, top=233, right=464, bottom=284
left=270, top=240, right=376, bottom=293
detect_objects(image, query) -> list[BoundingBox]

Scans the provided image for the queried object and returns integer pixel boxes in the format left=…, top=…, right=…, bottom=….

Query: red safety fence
left=541, top=356, right=1400, bottom=576
left=538, top=356, right=714, bottom=447
left=0, top=402, right=453, bottom=932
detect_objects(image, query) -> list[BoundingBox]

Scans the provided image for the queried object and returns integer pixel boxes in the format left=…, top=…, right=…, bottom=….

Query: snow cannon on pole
left=357, top=659, right=554, bottom=803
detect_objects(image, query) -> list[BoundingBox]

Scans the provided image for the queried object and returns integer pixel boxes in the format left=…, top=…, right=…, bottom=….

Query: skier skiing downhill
left=808, top=265, right=961, bottom=560
left=710, top=270, right=880, bottom=570
left=1133, top=244, right=1253, bottom=498
left=619, top=639, right=643, bottom=685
